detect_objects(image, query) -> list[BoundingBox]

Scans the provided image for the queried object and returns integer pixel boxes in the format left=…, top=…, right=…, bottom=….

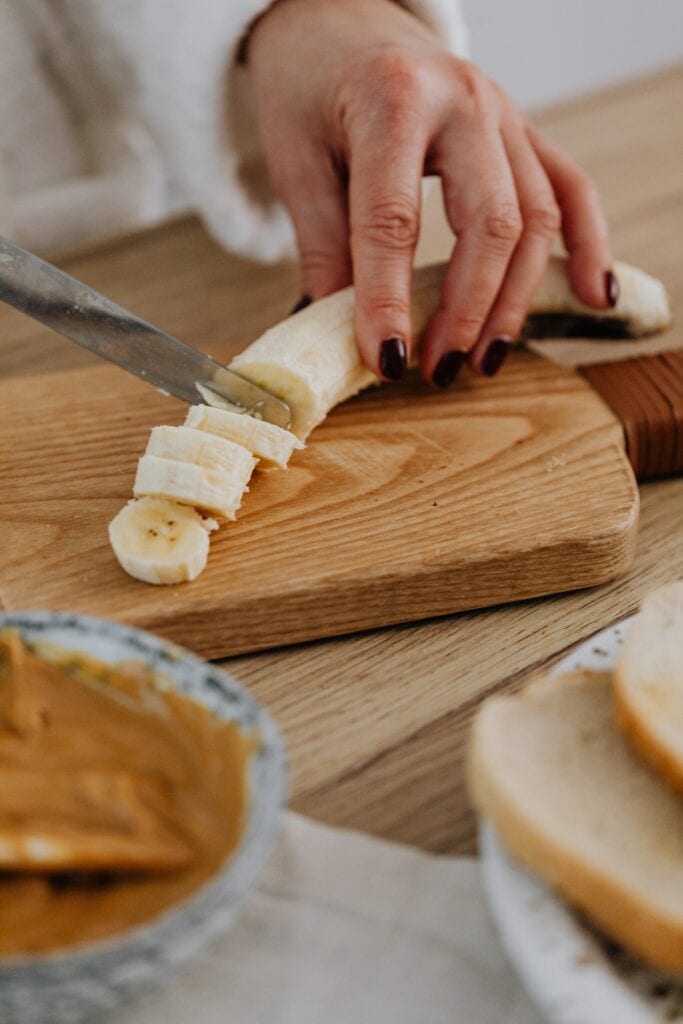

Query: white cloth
left=0, top=0, right=468, bottom=256
left=114, top=814, right=543, bottom=1024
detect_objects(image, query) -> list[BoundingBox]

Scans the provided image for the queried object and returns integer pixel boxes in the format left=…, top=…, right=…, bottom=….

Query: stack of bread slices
left=469, top=581, right=683, bottom=973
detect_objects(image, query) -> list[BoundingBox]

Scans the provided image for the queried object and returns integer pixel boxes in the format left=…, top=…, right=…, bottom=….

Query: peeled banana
left=231, top=257, right=670, bottom=439
left=109, top=497, right=218, bottom=585
left=110, top=255, right=670, bottom=584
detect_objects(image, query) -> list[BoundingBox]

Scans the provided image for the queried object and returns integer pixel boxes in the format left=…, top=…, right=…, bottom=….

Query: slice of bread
left=469, top=670, right=683, bottom=971
left=615, top=581, right=683, bottom=794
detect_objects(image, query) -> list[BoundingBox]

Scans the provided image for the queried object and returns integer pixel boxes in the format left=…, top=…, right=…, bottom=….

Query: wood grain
left=233, top=477, right=683, bottom=855
left=0, top=346, right=637, bottom=656
left=0, top=65, right=681, bottom=854
left=581, top=351, right=683, bottom=479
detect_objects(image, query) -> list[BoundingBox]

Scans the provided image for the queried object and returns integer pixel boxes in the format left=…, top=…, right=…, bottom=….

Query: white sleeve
left=399, top=1, right=470, bottom=59
left=90, top=0, right=469, bottom=264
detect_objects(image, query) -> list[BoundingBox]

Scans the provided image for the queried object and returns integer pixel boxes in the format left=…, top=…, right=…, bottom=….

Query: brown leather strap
left=580, top=351, right=683, bottom=481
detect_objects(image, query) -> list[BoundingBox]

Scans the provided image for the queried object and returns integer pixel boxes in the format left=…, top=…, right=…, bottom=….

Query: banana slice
left=230, top=257, right=671, bottom=438
left=134, top=456, right=251, bottom=519
left=109, top=497, right=218, bottom=584
left=136, top=425, right=257, bottom=518
left=146, top=424, right=259, bottom=474
left=184, top=405, right=304, bottom=469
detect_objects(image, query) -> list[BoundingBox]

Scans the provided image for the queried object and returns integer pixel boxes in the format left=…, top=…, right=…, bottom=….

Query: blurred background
left=416, top=0, right=683, bottom=263
left=463, top=0, right=683, bottom=107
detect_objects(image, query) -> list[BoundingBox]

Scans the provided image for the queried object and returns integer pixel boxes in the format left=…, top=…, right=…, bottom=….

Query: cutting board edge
left=0, top=439, right=640, bottom=659
left=95, top=483, right=639, bottom=659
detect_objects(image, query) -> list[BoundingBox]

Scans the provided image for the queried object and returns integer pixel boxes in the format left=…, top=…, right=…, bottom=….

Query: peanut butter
left=0, top=630, right=253, bottom=954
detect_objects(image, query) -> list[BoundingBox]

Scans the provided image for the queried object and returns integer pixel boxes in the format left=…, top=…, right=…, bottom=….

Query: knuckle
left=480, top=199, right=523, bottom=245
left=449, top=311, right=486, bottom=341
left=452, top=59, right=483, bottom=99
left=370, top=51, right=427, bottom=101
left=496, top=300, right=529, bottom=333
left=524, top=201, right=561, bottom=238
left=299, top=246, right=340, bottom=280
left=367, top=293, right=411, bottom=320
left=360, top=53, right=430, bottom=134
left=448, top=60, right=491, bottom=119
left=356, top=197, right=420, bottom=250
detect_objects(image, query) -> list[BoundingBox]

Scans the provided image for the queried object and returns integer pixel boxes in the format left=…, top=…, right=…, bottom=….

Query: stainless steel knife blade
left=0, top=235, right=291, bottom=429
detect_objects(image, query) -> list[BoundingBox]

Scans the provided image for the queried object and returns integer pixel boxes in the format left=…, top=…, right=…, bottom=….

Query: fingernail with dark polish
left=290, top=294, right=312, bottom=315
left=432, top=349, right=467, bottom=389
left=605, top=270, right=619, bottom=308
left=482, top=336, right=512, bottom=377
left=379, top=336, right=407, bottom=381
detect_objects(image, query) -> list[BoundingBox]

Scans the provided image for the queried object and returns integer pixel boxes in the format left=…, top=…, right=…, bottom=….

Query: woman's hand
left=247, top=0, right=616, bottom=386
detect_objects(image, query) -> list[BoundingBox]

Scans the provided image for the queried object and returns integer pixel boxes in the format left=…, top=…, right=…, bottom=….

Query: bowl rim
left=0, top=609, right=287, bottom=970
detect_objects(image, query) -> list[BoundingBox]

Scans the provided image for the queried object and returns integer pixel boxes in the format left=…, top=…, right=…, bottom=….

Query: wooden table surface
left=1, top=66, right=682, bottom=854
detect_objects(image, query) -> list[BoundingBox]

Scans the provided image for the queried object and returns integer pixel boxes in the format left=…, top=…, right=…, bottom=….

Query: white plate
left=480, top=615, right=683, bottom=1024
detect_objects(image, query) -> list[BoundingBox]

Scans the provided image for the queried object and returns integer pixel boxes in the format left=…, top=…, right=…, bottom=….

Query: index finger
left=347, top=116, right=428, bottom=380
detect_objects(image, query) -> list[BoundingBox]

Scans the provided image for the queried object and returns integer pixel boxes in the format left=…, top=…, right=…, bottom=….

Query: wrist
left=241, top=0, right=416, bottom=66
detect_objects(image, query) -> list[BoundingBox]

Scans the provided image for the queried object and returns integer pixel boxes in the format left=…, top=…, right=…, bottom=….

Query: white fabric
left=113, top=813, right=543, bottom=1024
left=0, top=0, right=468, bottom=256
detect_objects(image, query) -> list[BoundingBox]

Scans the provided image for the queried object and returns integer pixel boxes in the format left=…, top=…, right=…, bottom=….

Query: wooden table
left=1, top=67, right=681, bottom=854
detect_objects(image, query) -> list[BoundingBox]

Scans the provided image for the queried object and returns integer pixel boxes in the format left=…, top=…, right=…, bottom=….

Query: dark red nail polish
left=290, top=294, right=312, bottom=315
left=482, top=336, right=511, bottom=377
left=605, top=270, right=619, bottom=308
left=432, top=349, right=467, bottom=389
left=379, top=337, right=407, bottom=381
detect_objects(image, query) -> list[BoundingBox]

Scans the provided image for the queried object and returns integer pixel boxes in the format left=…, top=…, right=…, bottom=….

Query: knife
left=0, top=236, right=291, bottom=429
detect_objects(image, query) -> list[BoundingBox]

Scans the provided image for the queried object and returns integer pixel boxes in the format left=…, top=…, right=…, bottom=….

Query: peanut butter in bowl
left=0, top=612, right=285, bottom=1024
left=0, top=628, right=256, bottom=955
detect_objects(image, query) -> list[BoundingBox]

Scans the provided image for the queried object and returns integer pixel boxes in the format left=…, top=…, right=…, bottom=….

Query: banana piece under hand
left=109, top=497, right=218, bottom=585
left=231, top=256, right=670, bottom=439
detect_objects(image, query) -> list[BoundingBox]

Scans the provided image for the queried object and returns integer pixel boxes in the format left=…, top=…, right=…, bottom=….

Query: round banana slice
left=109, top=497, right=218, bottom=585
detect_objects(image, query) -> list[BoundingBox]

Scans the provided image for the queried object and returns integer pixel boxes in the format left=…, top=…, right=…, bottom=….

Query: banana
left=526, top=257, right=670, bottom=338
left=230, top=285, right=372, bottom=441
left=184, top=405, right=304, bottom=469
left=230, top=257, right=671, bottom=439
left=146, top=424, right=259, bottom=475
left=109, top=497, right=218, bottom=585
left=111, top=255, right=669, bottom=584
left=135, top=425, right=257, bottom=518
left=134, top=455, right=253, bottom=519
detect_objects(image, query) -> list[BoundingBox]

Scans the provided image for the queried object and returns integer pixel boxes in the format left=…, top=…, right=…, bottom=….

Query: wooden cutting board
left=0, top=319, right=638, bottom=657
